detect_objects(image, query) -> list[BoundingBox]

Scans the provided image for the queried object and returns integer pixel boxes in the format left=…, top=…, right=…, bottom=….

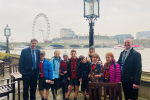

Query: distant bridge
left=0, top=42, right=114, bottom=50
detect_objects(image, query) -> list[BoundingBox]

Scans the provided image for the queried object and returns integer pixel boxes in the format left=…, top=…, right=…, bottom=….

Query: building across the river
left=109, top=34, right=134, bottom=44
left=60, top=28, right=76, bottom=38
left=52, top=35, right=118, bottom=46
left=136, top=31, right=150, bottom=39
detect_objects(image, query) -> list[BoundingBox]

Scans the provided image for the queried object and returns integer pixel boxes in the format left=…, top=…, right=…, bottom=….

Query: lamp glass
left=84, top=0, right=99, bottom=18
left=4, top=25, right=11, bottom=36
left=4, top=29, right=10, bottom=36
left=94, top=0, right=99, bottom=18
left=6, top=30, right=10, bottom=36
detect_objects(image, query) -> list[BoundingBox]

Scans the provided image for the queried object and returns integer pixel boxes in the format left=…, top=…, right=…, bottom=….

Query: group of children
left=38, top=49, right=121, bottom=100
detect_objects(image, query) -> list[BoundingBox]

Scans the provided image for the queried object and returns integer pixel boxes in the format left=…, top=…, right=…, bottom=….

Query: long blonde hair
left=87, top=51, right=95, bottom=62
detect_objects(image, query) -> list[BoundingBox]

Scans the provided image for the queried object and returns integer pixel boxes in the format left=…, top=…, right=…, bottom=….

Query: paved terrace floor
left=0, top=72, right=148, bottom=100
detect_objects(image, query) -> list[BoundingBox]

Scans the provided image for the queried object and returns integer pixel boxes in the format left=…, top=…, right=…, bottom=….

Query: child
left=88, top=53, right=103, bottom=100
left=78, top=55, right=91, bottom=100
left=38, top=51, right=53, bottom=100
left=59, top=51, right=69, bottom=100
left=102, top=52, right=121, bottom=99
left=50, top=50, right=61, bottom=100
left=65, top=49, right=79, bottom=100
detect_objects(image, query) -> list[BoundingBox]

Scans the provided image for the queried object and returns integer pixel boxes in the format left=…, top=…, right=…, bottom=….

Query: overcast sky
left=0, top=0, right=150, bottom=42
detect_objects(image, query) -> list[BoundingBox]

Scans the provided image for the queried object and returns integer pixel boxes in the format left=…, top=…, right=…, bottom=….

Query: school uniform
left=67, top=57, right=80, bottom=86
left=77, top=61, right=91, bottom=93
left=90, top=62, right=103, bottom=100
left=38, top=58, right=53, bottom=90
left=50, top=56, right=61, bottom=99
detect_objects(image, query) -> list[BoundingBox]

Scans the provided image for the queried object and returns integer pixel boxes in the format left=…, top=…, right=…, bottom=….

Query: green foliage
left=0, top=53, right=10, bottom=59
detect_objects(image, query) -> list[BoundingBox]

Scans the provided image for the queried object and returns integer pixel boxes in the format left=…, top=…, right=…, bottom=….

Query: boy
left=38, top=51, right=53, bottom=100
left=78, top=55, right=91, bottom=100
left=88, top=53, right=103, bottom=100
left=50, top=50, right=61, bottom=100
left=59, top=51, right=69, bottom=100
left=65, top=49, right=79, bottom=100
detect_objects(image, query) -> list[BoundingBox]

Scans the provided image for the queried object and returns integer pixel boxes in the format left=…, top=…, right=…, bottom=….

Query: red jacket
left=67, top=57, right=78, bottom=79
left=59, top=60, right=68, bottom=74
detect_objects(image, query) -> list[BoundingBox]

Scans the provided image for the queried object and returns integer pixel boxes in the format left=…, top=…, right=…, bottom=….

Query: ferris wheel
left=32, top=13, right=50, bottom=41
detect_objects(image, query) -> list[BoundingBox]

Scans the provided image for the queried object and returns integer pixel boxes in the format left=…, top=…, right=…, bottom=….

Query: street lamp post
left=84, top=0, right=100, bottom=47
left=4, top=25, right=11, bottom=53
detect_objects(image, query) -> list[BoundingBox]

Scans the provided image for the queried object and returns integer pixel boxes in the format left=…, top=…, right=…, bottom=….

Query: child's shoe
left=42, top=97, right=44, bottom=100
left=53, top=98, right=56, bottom=100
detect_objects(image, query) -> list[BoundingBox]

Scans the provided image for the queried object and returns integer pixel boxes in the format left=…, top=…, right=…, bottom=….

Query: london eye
left=32, top=13, right=50, bottom=41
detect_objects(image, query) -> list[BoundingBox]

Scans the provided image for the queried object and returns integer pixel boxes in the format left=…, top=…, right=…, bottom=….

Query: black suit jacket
left=117, top=48, right=142, bottom=86
left=19, top=47, right=40, bottom=75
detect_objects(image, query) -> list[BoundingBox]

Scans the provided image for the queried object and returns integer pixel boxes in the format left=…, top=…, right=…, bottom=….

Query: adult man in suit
left=118, top=39, right=142, bottom=100
left=19, top=39, right=40, bottom=100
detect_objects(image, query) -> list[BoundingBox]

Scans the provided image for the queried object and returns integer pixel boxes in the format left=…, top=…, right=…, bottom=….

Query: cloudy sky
left=0, top=0, right=150, bottom=42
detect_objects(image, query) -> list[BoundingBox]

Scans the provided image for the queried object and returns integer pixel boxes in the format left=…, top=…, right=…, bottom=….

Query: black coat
left=117, top=48, right=142, bottom=86
left=77, top=61, right=91, bottom=81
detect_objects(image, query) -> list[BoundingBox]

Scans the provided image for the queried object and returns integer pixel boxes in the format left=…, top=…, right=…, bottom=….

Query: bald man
left=117, top=39, right=142, bottom=100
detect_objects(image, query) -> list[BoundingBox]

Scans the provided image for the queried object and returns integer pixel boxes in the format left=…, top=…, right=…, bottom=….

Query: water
left=0, top=48, right=150, bottom=72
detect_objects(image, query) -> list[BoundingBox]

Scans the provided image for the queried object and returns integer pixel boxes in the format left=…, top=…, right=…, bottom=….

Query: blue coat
left=50, top=57, right=61, bottom=79
left=38, top=58, right=53, bottom=80
left=19, top=47, right=40, bottom=75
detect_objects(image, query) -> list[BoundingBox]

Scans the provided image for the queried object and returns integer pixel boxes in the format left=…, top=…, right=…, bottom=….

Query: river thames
left=0, top=48, right=149, bottom=72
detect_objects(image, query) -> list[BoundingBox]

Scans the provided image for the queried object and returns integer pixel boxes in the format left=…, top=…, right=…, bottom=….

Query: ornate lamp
left=84, top=0, right=100, bottom=47
left=4, top=25, right=11, bottom=53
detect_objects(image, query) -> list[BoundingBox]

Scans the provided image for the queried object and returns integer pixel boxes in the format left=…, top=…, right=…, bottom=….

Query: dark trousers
left=22, top=69, right=37, bottom=100
left=50, top=78, right=61, bottom=99
left=123, top=84, right=138, bottom=100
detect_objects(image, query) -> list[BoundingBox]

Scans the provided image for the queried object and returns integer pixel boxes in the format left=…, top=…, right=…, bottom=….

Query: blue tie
left=32, top=50, right=36, bottom=69
left=122, top=51, right=127, bottom=75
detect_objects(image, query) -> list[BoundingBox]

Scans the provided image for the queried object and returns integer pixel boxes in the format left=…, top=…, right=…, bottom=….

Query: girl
left=102, top=52, right=121, bottom=100
left=88, top=53, right=103, bottom=100
left=50, top=50, right=61, bottom=100
left=59, top=51, right=69, bottom=100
